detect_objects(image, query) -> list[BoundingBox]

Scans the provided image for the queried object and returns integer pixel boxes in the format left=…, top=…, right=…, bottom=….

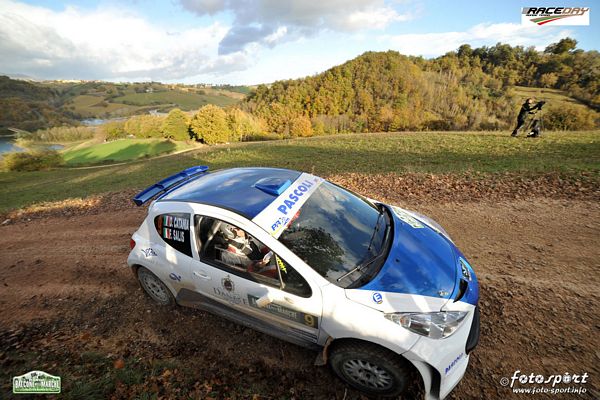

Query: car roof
left=158, top=167, right=302, bottom=218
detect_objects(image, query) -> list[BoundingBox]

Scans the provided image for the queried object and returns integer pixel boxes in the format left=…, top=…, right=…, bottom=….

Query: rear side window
left=154, top=213, right=192, bottom=257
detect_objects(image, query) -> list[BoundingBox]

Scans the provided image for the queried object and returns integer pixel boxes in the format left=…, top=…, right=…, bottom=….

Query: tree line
left=242, top=38, right=598, bottom=136
left=18, top=38, right=600, bottom=144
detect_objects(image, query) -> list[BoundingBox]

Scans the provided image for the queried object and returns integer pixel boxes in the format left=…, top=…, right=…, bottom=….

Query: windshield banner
left=252, top=172, right=323, bottom=238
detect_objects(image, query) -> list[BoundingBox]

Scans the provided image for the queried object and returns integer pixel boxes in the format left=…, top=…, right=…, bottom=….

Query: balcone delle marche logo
left=522, top=7, right=590, bottom=25
left=13, top=370, right=61, bottom=394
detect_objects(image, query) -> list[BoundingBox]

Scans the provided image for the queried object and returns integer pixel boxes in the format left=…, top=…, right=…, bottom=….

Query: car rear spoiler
left=133, top=165, right=209, bottom=206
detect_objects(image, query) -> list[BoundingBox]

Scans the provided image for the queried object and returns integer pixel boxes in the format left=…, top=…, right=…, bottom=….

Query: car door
left=188, top=214, right=322, bottom=348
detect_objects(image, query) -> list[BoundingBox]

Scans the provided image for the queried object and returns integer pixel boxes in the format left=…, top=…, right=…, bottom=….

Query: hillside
left=0, top=78, right=249, bottom=132
left=244, top=38, right=599, bottom=134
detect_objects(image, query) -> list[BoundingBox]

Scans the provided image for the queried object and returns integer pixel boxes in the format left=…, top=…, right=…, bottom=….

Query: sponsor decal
left=169, top=272, right=182, bottom=282
left=445, top=352, right=464, bottom=375
left=141, top=248, right=157, bottom=257
left=13, top=371, right=61, bottom=394
left=221, top=276, right=235, bottom=292
left=275, top=255, right=287, bottom=273
left=252, top=173, right=324, bottom=238
left=372, top=292, right=383, bottom=304
left=213, top=278, right=244, bottom=305
left=248, top=294, right=318, bottom=329
left=391, top=206, right=424, bottom=229
left=521, top=7, right=590, bottom=25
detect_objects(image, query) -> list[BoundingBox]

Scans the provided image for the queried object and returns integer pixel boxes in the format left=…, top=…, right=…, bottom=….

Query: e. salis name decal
left=154, top=213, right=192, bottom=257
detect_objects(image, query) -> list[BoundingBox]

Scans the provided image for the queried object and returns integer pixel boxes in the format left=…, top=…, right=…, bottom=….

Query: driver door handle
left=284, top=296, right=294, bottom=304
left=193, top=271, right=211, bottom=280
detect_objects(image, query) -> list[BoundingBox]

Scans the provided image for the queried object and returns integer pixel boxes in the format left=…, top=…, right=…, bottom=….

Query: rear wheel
left=137, top=267, right=175, bottom=306
left=330, top=341, right=411, bottom=397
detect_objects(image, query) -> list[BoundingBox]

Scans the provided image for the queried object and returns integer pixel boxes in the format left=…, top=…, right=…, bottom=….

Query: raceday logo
left=13, top=370, right=61, bottom=394
left=522, top=7, right=590, bottom=26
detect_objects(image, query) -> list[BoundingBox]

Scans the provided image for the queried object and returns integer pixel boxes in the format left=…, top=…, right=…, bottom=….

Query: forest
left=243, top=37, right=598, bottom=136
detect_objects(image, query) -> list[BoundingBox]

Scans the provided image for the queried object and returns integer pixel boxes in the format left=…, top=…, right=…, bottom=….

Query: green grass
left=69, top=95, right=140, bottom=118
left=513, top=86, right=593, bottom=112
left=1, top=131, right=599, bottom=213
left=111, top=91, right=240, bottom=110
left=61, top=139, right=192, bottom=166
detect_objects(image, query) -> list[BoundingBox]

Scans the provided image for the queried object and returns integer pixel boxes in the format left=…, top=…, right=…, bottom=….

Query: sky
left=0, top=0, right=598, bottom=84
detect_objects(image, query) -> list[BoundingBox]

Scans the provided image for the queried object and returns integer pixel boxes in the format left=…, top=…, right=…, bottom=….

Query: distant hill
left=0, top=77, right=250, bottom=131
left=244, top=38, right=599, bottom=133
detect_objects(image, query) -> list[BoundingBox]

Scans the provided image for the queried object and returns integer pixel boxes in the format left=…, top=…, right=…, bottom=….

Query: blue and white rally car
left=128, top=166, right=479, bottom=399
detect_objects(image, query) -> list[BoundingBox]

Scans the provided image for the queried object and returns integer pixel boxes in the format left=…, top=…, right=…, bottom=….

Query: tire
left=330, top=341, right=411, bottom=397
left=137, top=267, right=175, bottom=306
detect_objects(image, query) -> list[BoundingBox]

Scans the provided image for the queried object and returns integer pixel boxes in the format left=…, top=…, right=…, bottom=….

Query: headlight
left=385, top=311, right=467, bottom=339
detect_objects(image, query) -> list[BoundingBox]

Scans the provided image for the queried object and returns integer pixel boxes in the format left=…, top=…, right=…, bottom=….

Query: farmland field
left=111, top=90, right=241, bottom=110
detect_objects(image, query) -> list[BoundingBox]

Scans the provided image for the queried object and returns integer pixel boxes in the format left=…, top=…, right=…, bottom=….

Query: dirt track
left=1, top=185, right=599, bottom=399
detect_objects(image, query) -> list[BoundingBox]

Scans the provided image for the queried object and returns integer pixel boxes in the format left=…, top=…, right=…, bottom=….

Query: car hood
left=357, top=204, right=460, bottom=306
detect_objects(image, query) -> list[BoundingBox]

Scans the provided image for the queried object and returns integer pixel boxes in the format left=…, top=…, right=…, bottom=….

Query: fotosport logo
left=522, top=7, right=590, bottom=26
left=499, top=370, right=589, bottom=396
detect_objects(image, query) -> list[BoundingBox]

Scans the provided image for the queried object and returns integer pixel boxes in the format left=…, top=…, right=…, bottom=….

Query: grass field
left=111, top=91, right=240, bottom=110
left=513, top=86, right=592, bottom=112
left=61, top=139, right=193, bottom=166
left=68, top=95, right=140, bottom=118
left=1, top=131, right=599, bottom=213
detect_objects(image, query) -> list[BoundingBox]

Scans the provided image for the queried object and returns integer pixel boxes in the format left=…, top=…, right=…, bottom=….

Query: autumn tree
left=161, top=108, right=190, bottom=141
left=190, top=104, right=230, bottom=144
left=289, top=115, right=313, bottom=137
left=227, top=108, right=262, bottom=141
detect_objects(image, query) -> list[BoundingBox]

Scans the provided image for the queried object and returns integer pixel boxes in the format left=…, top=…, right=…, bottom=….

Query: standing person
left=511, top=98, right=536, bottom=137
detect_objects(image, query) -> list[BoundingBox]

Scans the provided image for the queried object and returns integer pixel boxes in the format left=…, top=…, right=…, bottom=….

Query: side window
left=154, top=213, right=192, bottom=257
left=196, top=216, right=311, bottom=297
left=275, top=255, right=312, bottom=298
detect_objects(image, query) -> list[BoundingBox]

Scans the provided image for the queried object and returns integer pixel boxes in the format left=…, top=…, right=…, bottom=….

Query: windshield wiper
left=337, top=206, right=385, bottom=283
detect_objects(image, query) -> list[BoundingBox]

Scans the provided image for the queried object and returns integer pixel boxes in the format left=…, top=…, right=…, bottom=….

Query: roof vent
left=254, top=178, right=292, bottom=196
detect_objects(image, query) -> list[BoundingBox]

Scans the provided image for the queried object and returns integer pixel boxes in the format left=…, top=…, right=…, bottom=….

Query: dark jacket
left=517, top=102, right=537, bottom=122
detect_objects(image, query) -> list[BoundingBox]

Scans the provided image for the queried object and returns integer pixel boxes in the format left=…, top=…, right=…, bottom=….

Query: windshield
left=278, top=181, right=390, bottom=288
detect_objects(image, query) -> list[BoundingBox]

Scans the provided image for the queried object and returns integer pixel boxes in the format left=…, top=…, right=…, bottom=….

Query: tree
left=289, top=115, right=313, bottom=137
left=227, top=108, right=262, bottom=141
left=161, top=108, right=190, bottom=141
left=544, top=38, right=578, bottom=55
left=102, top=121, right=127, bottom=140
left=190, top=104, right=230, bottom=144
left=124, top=116, right=144, bottom=137
left=139, top=115, right=164, bottom=138
left=539, top=73, right=558, bottom=88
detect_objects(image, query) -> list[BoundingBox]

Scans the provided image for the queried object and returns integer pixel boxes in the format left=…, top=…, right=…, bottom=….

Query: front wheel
left=330, top=342, right=411, bottom=397
left=137, top=267, right=175, bottom=306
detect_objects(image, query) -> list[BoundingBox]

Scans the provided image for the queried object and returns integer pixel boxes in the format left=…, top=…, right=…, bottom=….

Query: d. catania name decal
left=522, top=7, right=590, bottom=25
left=252, top=173, right=323, bottom=238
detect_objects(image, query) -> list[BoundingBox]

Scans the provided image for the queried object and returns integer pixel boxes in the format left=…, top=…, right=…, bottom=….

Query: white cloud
left=380, top=22, right=574, bottom=57
left=0, top=0, right=248, bottom=80
left=179, top=0, right=416, bottom=54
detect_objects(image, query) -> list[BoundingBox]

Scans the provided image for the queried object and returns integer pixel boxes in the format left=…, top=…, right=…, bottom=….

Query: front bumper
left=403, top=306, right=479, bottom=400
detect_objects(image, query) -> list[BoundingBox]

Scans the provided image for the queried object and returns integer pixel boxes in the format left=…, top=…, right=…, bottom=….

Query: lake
left=0, top=135, right=23, bottom=155
left=0, top=135, right=64, bottom=156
